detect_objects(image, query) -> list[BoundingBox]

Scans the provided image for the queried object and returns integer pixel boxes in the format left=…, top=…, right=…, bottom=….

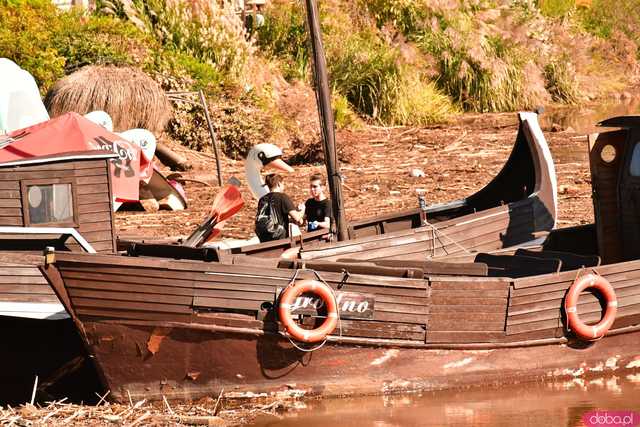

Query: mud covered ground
left=116, top=112, right=593, bottom=241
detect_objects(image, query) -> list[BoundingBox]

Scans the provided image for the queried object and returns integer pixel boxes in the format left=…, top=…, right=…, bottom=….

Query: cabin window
left=630, top=142, right=640, bottom=176
left=21, top=179, right=78, bottom=226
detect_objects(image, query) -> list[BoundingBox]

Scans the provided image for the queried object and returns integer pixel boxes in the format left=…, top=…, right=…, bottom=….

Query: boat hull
left=79, top=321, right=640, bottom=402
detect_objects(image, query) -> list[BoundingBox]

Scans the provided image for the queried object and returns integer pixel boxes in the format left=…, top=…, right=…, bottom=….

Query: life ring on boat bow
left=278, top=279, right=338, bottom=343
left=564, top=273, right=617, bottom=341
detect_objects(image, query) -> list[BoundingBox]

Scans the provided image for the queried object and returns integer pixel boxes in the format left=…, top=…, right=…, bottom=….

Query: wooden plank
left=72, top=297, right=192, bottom=314
left=336, top=258, right=488, bottom=276
left=68, top=288, right=192, bottom=306
left=76, top=307, right=191, bottom=322
left=194, top=296, right=260, bottom=311
left=0, top=190, right=20, bottom=199
left=372, top=310, right=425, bottom=324
left=506, top=304, right=640, bottom=335
left=305, top=207, right=519, bottom=261
left=73, top=160, right=109, bottom=170
left=429, top=311, right=506, bottom=323
left=91, top=241, right=117, bottom=252
left=76, top=193, right=110, bottom=205
left=76, top=175, right=108, bottom=185
left=0, top=208, right=22, bottom=216
left=0, top=275, right=48, bottom=284
left=194, top=288, right=275, bottom=301
left=0, top=199, right=21, bottom=208
left=431, top=295, right=507, bottom=306
left=0, top=267, right=41, bottom=276
left=514, top=259, right=640, bottom=288
left=428, top=318, right=505, bottom=331
left=509, top=282, right=640, bottom=314
left=78, top=211, right=111, bottom=223
left=426, top=331, right=505, bottom=343
left=509, top=275, right=640, bottom=306
left=430, top=280, right=509, bottom=291
left=0, top=217, right=23, bottom=226
left=63, top=270, right=195, bottom=290
left=0, top=170, right=76, bottom=180
left=66, top=277, right=194, bottom=296
left=60, top=261, right=428, bottom=293
left=77, top=184, right=109, bottom=195
left=78, top=202, right=111, bottom=215
left=375, top=302, right=428, bottom=315
left=430, top=304, right=507, bottom=314
left=78, top=221, right=112, bottom=233
left=331, top=319, right=424, bottom=341
left=0, top=284, right=55, bottom=294
left=0, top=181, right=19, bottom=190
left=430, top=288, right=509, bottom=298
left=508, top=292, right=640, bottom=325
left=80, top=230, right=114, bottom=242
left=0, top=294, right=59, bottom=303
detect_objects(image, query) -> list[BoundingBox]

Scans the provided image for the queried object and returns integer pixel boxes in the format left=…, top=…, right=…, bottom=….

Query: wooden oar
left=183, top=184, right=244, bottom=247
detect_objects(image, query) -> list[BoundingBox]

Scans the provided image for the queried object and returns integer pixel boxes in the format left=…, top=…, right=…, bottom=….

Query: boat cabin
left=0, top=151, right=118, bottom=254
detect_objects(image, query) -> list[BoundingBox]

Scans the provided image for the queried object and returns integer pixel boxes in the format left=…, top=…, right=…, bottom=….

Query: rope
left=280, top=268, right=343, bottom=351
left=422, top=221, right=471, bottom=255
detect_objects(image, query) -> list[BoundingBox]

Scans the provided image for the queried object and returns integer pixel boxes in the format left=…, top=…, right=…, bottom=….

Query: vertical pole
left=304, top=0, right=348, bottom=241
left=199, top=90, right=223, bottom=187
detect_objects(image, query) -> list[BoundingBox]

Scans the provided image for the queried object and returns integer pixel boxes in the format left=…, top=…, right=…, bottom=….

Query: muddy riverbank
left=116, top=110, right=609, bottom=241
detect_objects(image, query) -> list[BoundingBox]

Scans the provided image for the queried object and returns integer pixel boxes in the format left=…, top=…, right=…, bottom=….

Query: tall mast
left=303, top=0, right=348, bottom=241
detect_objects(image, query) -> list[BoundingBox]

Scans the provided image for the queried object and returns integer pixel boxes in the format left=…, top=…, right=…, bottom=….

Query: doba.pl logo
left=583, top=411, right=640, bottom=427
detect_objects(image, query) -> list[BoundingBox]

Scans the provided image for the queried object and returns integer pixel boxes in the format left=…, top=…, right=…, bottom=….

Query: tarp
left=0, top=58, right=50, bottom=134
left=0, top=112, right=148, bottom=202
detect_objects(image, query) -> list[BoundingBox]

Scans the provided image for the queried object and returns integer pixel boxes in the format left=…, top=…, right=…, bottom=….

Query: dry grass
left=0, top=394, right=290, bottom=426
left=44, top=65, right=172, bottom=134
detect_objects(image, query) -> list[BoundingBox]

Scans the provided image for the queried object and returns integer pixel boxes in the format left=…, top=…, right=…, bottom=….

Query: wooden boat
left=0, top=151, right=117, bottom=402
left=122, top=110, right=557, bottom=261
left=40, top=117, right=640, bottom=402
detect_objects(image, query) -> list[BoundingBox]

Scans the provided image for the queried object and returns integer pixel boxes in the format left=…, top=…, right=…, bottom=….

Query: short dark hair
left=309, top=173, right=324, bottom=184
left=265, top=173, right=283, bottom=190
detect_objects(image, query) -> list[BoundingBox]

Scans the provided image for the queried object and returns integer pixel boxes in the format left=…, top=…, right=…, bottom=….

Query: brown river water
left=250, top=98, right=640, bottom=426
left=251, top=375, right=640, bottom=426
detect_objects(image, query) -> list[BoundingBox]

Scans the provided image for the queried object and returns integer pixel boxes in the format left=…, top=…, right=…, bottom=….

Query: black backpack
left=255, top=194, right=286, bottom=241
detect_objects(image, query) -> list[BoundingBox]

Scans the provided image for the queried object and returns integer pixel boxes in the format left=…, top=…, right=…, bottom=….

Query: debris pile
left=0, top=394, right=293, bottom=426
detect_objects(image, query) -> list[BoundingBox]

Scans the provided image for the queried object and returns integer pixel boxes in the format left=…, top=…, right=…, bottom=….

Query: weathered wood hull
left=42, top=251, right=640, bottom=402
left=72, top=322, right=640, bottom=402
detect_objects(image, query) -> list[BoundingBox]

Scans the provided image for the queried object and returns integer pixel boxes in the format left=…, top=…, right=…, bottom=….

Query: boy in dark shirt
left=303, top=173, right=332, bottom=232
left=255, top=174, right=304, bottom=242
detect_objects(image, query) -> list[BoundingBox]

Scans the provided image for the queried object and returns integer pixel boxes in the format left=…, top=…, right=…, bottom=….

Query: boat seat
left=278, top=259, right=424, bottom=278
left=514, top=248, right=601, bottom=271
left=336, top=258, right=488, bottom=277
left=474, top=253, right=562, bottom=278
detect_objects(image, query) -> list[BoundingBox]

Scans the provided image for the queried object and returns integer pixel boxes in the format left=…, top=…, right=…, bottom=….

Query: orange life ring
left=564, top=273, right=617, bottom=341
left=278, top=279, right=338, bottom=343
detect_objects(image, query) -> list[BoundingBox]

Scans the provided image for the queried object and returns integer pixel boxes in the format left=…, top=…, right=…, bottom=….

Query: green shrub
left=255, top=2, right=309, bottom=81
left=54, top=12, right=149, bottom=73
left=544, top=56, right=581, bottom=103
left=537, top=0, right=575, bottom=18
left=0, top=1, right=65, bottom=91
left=361, top=0, right=429, bottom=34
left=129, top=0, right=251, bottom=82
left=578, top=0, right=640, bottom=46
left=0, top=0, right=149, bottom=92
left=391, top=71, right=458, bottom=125
left=332, top=92, right=362, bottom=129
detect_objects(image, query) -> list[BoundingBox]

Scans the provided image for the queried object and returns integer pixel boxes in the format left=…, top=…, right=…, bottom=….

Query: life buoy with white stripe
left=278, top=279, right=338, bottom=343
left=565, top=273, right=617, bottom=341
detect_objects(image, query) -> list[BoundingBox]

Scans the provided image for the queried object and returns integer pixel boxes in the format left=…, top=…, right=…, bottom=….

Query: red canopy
left=0, top=112, right=146, bottom=202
